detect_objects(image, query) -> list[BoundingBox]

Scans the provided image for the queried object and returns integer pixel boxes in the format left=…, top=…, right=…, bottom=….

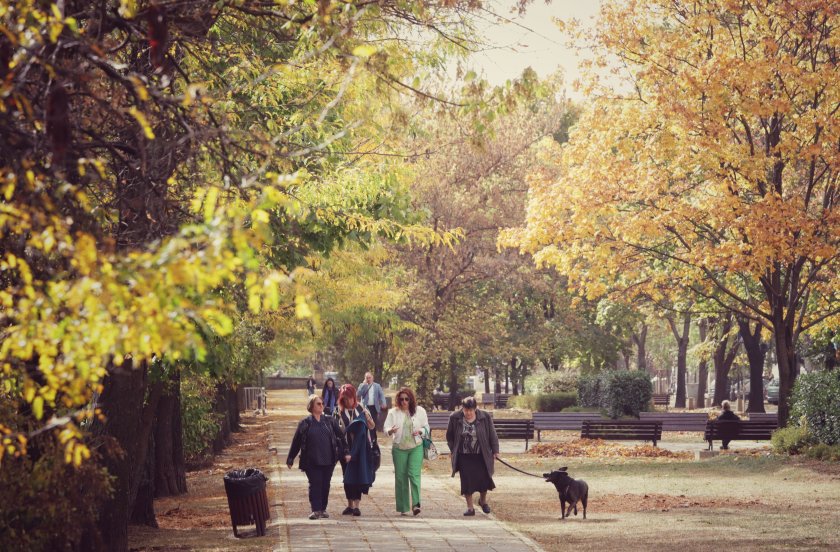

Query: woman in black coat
left=446, top=396, right=499, bottom=516
left=286, top=394, right=349, bottom=520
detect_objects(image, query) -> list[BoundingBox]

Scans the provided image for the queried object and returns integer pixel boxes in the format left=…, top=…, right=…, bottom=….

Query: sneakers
left=308, top=512, right=319, bottom=520
left=463, top=509, right=476, bottom=516
left=342, top=507, right=354, bottom=515
left=319, top=511, right=330, bottom=518
left=352, top=507, right=361, bottom=516
left=479, top=501, right=491, bottom=514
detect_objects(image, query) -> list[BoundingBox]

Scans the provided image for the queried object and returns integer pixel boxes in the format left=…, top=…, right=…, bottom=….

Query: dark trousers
left=305, top=464, right=335, bottom=512
left=365, top=405, right=379, bottom=438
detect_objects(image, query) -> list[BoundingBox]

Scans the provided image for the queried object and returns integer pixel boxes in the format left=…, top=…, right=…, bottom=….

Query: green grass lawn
left=425, top=451, right=840, bottom=551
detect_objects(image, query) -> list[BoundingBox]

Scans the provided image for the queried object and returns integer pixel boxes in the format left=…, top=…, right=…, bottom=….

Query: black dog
left=544, top=467, right=588, bottom=520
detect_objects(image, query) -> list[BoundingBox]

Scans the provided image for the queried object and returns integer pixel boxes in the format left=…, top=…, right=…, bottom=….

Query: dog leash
left=496, top=456, right=544, bottom=479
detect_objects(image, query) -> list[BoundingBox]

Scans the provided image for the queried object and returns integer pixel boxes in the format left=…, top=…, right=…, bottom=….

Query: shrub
left=771, top=425, right=817, bottom=455
left=507, top=392, right=577, bottom=412
left=534, top=392, right=578, bottom=412
left=790, top=370, right=840, bottom=445
left=538, top=371, right=579, bottom=393
left=601, top=370, right=653, bottom=419
left=577, top=374, right=602, bottom=408
left=0, top=437, right=112, bottom=551
left=805, top=443, right=840, bottom=462
left=181, top=375, right=222, bottom=463
left=578, top=370, right=652, bottom=419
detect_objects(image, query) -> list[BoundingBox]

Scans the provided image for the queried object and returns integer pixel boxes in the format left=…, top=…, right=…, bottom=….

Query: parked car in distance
left=766, top=379, right=780, bottom=404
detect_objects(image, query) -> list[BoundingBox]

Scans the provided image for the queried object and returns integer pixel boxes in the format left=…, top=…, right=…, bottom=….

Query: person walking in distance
left=357, top=371, right=387, bottom=437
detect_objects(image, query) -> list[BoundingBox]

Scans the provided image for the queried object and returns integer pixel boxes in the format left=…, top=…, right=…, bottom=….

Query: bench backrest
left=746, top=413, right=779, bottom=427
left=652, top=393, right=671, bottom=405
left=493, top=419, right=534, bottom=438
left=481, top=393, right=512, bottom=408
left=427, top=412, right=452, bottom=430
left=581, top=420, right=663, bottom=442
left=533, top=412, right=603, bottom=431
left=639, top=412, right=708, bottom=432
left=704, top=419, right=776, bottom=440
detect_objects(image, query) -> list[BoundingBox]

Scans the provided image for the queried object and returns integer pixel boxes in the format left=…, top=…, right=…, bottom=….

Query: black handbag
left=369, top=435, right=381, bottom=472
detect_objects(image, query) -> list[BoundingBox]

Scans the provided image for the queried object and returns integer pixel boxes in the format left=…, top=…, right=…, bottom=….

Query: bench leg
left=537, top=430, right=541, bottom=442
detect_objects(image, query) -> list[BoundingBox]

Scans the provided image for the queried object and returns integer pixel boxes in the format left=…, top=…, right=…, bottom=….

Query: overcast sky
left=466, top=1, right=603, bottom=98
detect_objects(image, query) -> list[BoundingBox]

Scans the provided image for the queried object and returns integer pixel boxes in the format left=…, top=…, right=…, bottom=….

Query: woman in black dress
left=446, top=396, right=499, bottom=516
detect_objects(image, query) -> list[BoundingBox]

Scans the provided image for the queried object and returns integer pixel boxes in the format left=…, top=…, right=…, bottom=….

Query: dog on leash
left=543, top=467, right=588, bottom=520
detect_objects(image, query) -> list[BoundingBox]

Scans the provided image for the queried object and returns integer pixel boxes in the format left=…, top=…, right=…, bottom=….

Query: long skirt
left=457, top=452, right=495, bottom=495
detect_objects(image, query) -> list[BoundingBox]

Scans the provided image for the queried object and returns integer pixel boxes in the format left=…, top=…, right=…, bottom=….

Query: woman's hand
left=493, top=453, right=500, bottom=460
left=345, top=454, right=352, bottom=463
left=286, top=462, right=293, bottom=469
left=388, top=425, right=398, bottom=435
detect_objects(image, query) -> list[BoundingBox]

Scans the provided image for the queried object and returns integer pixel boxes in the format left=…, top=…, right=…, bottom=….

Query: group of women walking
left=286, top=384, right=500, bottom=519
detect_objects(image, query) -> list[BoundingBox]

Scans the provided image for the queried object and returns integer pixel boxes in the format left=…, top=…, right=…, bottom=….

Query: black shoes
left=463, top=509, right=475, bottom=516
left=412, top=504, right=421, bottom=516
left=352, top=507, right=361, bottom=516
left=479, top=501, right=491, bottom=514
left=342, top=507, right=353, bottom=515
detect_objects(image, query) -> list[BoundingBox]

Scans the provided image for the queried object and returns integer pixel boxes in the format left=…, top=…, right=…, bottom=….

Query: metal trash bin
left=223, top=468, right=270, bottom=537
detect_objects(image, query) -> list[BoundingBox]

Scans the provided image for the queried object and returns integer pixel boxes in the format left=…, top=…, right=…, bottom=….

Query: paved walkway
left=265, top=391, right=542, bottom=552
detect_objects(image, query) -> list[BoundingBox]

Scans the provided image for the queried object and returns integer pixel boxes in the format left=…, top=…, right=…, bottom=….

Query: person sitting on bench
left=717, top=400, right=740, bottom=450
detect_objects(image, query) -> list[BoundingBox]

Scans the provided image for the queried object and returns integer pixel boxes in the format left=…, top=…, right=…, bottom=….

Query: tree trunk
left=510, top=357, right=519, bottom=395
left=504, top=366, right=510, bottom=394
left=712, top=318, right=740, bottom=406
left=154, top=371, right=188, bottom=497
left=447, top=352, right=460, bottom=410
left=633, top=322, right=648, bottom=372
left=373, top=339, right=386, bottom=383
left=738, top=318, right=767, bottom=414
left=772, top=308, right=797, bottom=427
left=484, top=366, right=490, bottom=393
left=131, top=432, right=158, bottom=527
left=212, top=383, right=232, bottom=454
left=93, top=360, right=164, bottom=551
left=667, top=312, right=691, bottom=408
left=696, top=318, right=708, bottom=407
left=494, top=365, right=501, bottom=394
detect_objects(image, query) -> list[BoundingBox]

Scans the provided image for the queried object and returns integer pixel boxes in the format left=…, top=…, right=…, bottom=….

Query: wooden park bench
left=493, top=419, right=534, bottom=450
left=428, top=411, right=496, bottom=431
left=704, top=419, right=777, bottom=450
left=533, top=412, right=603, bottom=441
left=746, top=412, right=779, bottom=427
left=652, top=393, right=671, bottom=408
left=427, top=412, right=453, bottom=430
left=431, top=390, right=475, bottom=410
left=481, top=393, right=512, bottom=409
left=639, top=412, right=708, bottom=432
left=581, top=420, right=663, bottom=447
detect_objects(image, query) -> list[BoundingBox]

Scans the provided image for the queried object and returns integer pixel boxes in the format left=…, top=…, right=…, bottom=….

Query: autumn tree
left=1, top=1, right=500, bottom=549
left=504, top=0, right=840, bottom=425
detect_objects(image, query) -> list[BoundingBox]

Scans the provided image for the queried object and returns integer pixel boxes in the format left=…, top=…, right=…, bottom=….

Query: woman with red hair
left=384, top=387, right=429, bottom=516
left=334, top=383, right=376, bottom=516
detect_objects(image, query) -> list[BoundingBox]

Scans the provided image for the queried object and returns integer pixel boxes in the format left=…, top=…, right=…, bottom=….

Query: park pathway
left=265, top=390, right=542, bottom=552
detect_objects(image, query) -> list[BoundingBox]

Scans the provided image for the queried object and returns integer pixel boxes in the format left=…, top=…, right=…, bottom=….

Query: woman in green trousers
left=384, top=387, right=429, bottom=515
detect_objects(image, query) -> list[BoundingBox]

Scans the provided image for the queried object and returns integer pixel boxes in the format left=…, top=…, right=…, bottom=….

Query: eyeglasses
left=398, top=397, right=409, bottom=402
left=314, top=401, right=323, bottom=406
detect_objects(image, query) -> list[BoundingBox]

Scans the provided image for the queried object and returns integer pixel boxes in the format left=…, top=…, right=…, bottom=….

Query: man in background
left=357, top=372, right=387, bottom=437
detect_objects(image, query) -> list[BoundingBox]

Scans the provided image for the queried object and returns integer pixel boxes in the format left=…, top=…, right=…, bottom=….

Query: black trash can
left=223, top=468, right=270, bottom=537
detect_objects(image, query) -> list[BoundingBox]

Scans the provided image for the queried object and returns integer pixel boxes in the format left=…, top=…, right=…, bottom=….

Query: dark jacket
left=286, top=414, right=348, bottom=471
left=717, top=410, right=740, bottom=421
left=446, top=409, right=499, bottom=478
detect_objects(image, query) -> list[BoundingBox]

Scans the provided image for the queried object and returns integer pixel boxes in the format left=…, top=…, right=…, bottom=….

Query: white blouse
left=384, top=405, right=429, bottom=446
